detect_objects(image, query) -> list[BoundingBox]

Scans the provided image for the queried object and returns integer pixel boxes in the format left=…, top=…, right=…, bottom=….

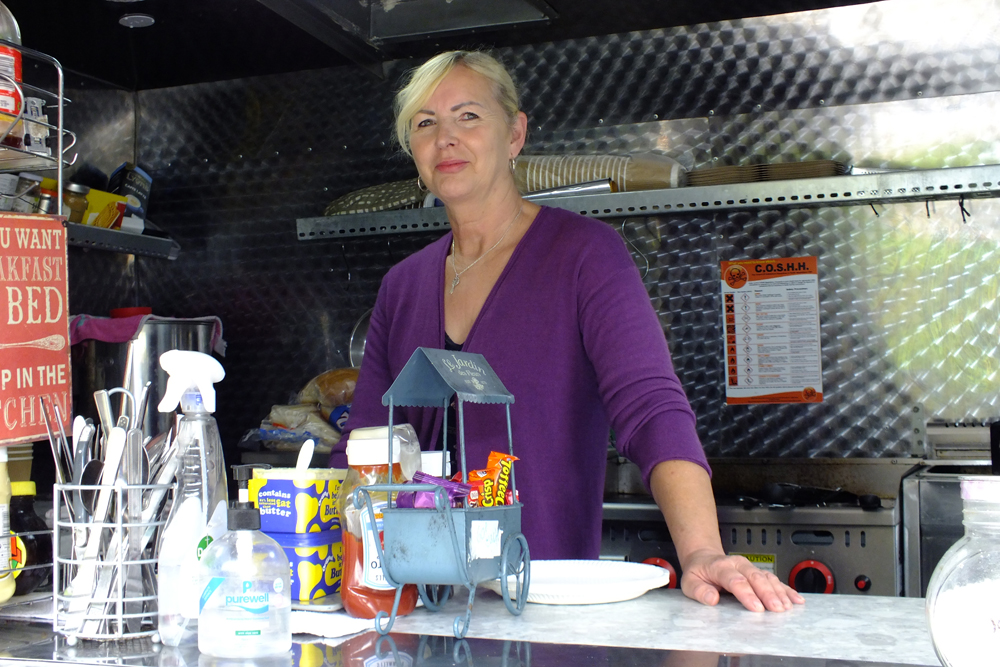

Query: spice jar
left=36, top=187, right=57, bottom=215
left=63, top=182, right=90, bottom=223
left=337, top=426, right=418, bottom=620
left=8, top=481, right=51, bottom=596
left=925, top=476, right=1000, bottom=666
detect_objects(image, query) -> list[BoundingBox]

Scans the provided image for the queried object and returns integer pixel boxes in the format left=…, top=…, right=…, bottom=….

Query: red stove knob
left=642, top=557, right=678, bottom=589
left=788, top=560, right=835, bottom=594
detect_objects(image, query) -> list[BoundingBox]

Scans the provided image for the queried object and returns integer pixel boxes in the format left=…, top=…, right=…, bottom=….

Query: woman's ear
left=509, top=111, right=528, bottom=157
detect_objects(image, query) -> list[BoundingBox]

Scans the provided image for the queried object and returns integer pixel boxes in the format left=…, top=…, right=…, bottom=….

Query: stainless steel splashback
left=62, top=0, right=1000, bottom=457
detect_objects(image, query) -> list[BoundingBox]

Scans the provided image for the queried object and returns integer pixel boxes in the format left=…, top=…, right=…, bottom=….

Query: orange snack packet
left=454, top=451, right=519, bottom=507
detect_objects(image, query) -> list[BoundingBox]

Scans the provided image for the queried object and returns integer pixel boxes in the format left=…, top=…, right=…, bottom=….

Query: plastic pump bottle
left=198, top=465, right=291, bottom=658
left=156, top=350, right=229, bottom=646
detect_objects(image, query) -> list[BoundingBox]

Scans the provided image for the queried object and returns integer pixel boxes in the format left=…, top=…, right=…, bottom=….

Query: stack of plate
left=688, top=159, right=848, bottom=187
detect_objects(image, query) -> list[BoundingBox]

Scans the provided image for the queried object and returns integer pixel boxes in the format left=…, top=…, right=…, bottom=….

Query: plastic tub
left=269, top=528, right=343, bottom=601
left=249, top=467, right=346, bottom=534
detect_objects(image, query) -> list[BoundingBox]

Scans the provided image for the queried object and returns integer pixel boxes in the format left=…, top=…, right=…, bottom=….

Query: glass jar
left=337, top=426, right=418, bottom=620
left=926, top=476, right=1000, bottom=666
left=63, top=182, right=90, bottom=223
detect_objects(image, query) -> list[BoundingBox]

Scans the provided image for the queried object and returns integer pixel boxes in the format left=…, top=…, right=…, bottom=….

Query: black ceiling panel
left=3, top=0, right=880, bottom=90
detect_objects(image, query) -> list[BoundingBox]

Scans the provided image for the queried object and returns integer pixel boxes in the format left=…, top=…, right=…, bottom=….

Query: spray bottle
left=198, top=464, right=291, bottom=658
left=156, top=350, right=229, bottom=646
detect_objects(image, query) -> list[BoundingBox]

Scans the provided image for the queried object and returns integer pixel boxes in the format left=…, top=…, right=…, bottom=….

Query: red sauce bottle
left=337, top=427, right=418, bottom=619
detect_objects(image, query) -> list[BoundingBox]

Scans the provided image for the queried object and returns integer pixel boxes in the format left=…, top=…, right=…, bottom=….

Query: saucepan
left=349, top=308, right=373, bottom=368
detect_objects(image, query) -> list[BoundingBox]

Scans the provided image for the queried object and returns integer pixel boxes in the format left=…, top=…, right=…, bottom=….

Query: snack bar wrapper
left=396, top=470, right=472, bottom=509
left=454, top=451, right=519, bottom=507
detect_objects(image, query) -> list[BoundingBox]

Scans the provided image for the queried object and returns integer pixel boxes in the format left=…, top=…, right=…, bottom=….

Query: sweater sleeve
left=575, top=224, right=710, bottom=488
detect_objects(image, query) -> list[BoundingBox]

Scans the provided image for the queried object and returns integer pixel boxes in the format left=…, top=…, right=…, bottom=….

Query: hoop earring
left=509, top=158, right=517, bottom=174
left=416, top=175, right=427, bottom=192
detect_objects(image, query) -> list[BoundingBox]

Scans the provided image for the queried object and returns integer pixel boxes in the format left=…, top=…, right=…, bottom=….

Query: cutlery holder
left=52, top=480, right=173, bottom=641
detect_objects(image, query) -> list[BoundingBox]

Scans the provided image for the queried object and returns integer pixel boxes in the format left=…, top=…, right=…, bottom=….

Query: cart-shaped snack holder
left=351, top=347, right=531, bottom=638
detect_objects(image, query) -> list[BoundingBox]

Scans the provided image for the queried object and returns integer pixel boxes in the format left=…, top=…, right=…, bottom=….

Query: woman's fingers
left=681, top=553, right=806, bottom=612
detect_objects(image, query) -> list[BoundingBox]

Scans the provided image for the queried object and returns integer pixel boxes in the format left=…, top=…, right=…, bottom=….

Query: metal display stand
left=351, top=347, right=530, bottom=638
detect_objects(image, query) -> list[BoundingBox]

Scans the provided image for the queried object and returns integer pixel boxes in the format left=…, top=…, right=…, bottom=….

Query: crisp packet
left=396, top=470, right=472, bottom=509
left=455, top=451, right=519, bottom=507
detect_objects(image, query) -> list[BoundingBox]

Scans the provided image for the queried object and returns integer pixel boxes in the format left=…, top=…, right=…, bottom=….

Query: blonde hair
left=394, top=51, right=520, bottom=156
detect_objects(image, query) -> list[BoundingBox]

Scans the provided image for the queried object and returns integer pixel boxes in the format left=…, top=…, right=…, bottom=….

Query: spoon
left=296, top=438, right=315, bottom=471
left=80, top=458, right=104, bottom=516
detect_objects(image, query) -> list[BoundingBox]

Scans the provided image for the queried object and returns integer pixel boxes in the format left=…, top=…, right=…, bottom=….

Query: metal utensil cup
left=53, top=480, right=173, bottom=642
left=353, top=347, right=531, bottom=638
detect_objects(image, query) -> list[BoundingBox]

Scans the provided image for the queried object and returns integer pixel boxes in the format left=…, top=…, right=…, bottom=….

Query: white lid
left=347, top=426, right=402, bottom=465
left=960, top=476, right=1000, bottom=502
left=0, top=446, right=6, bottom=462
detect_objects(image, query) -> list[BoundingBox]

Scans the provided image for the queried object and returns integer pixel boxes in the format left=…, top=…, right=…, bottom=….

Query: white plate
left=483, top=559, right=671, bottom=605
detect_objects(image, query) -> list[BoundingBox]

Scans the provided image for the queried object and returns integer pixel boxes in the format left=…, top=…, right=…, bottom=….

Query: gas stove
left=602, top=482, right=901, bottom=596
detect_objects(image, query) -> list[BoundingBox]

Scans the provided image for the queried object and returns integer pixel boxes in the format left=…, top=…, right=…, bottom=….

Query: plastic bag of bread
left=267, top=404, right=342, bottom=445
left=297, top=368, right=359, bottom=414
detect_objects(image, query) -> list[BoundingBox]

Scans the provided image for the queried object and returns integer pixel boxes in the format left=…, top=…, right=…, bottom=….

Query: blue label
left=199, top=577, right=225, bottom=613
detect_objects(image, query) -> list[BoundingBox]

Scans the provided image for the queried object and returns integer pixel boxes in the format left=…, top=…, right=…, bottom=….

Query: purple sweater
left=332, top=206, right=708, bottom=560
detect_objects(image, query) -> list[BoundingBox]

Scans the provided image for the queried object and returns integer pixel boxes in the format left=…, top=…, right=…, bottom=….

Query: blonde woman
left=335, top=51, right=803, bottom=613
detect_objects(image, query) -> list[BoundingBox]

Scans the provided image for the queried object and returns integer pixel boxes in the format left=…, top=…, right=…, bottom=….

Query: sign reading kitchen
left=721, top=256, right=822, bottom=405
left=0, top=213, right=70, bottom=445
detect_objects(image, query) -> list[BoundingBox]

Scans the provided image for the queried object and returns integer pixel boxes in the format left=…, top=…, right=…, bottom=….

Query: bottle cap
left=228, top=464, right=269, bottom=531
left=157, top=350, right=225, bottom=414
left=65, top=182, right=90, bottom=194
left=346, top=426, right=402, bottom=465
left=0, top=447, right=6, bottom=462
left=11, top=481, right=35, bottom=496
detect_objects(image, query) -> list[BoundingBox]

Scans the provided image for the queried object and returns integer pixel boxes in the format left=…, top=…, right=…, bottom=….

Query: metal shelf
left=66, top=222, right=181, bottom=260
left=296, top=164, right=1000, bottom=241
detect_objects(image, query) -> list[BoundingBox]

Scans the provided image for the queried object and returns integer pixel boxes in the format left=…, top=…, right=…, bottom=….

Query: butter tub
left=270, top=528, right=343, bottom=601
left=249, top=467, right=347, bottom=533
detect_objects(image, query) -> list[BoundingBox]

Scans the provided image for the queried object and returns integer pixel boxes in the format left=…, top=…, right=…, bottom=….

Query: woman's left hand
left=679, top=549, right=805, bottom=612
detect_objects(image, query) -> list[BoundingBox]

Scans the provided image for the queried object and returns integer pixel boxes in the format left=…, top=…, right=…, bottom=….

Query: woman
left=336, top=50, right=804, bottom=613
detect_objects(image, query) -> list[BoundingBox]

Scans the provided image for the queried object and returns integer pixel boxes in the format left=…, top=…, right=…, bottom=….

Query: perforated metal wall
left=64, top=0, right=1000, bottom=458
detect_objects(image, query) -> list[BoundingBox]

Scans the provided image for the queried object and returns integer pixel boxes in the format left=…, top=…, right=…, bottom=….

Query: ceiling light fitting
left=119, top=14, right=155, bottom=28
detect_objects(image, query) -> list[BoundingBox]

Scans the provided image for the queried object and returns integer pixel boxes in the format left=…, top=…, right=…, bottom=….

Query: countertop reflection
left=0, top=624, right=922, bottom=667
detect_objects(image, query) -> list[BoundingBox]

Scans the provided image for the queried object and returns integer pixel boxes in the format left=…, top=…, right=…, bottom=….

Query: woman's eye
left=460, top=112, right=479, bottom=121
left=415, top=118, right=434, bottom=128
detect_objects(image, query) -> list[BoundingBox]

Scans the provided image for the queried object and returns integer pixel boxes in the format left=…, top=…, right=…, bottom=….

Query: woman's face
left=409, top=65, right=526, bottom=206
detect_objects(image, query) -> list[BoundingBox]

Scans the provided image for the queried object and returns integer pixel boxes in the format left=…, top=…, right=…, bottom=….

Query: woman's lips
left=436, top=160, right=468, bottom=173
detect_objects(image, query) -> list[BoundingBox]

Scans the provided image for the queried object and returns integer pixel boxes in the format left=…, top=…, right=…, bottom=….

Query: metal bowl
left=349, top=308, right=373, bottom=368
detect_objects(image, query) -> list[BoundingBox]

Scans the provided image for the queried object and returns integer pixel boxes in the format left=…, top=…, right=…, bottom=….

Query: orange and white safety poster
left=721, top=256, right=822, bottom=405
left=0, top=214, right=70, bottom=445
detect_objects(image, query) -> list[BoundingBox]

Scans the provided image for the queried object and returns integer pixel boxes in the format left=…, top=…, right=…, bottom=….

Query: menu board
left=721, top=257, right=823, bottom=405
left=0, top=214, right=70, bottom=445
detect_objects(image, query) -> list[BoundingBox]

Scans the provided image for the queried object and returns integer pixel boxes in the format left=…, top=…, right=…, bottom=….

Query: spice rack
left=0, top=38, right=74, bottom=213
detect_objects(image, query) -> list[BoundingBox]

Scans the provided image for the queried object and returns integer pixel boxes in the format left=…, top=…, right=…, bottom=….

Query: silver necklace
left=450, top=205, right=522, bottom=294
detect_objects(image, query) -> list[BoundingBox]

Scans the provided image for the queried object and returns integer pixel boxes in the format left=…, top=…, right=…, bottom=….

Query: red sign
left=0, top=214, right=70, bottom=445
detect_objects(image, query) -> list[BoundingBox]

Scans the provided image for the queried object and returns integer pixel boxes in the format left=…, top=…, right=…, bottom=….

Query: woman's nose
left=434, top=121, right=457, bottom=147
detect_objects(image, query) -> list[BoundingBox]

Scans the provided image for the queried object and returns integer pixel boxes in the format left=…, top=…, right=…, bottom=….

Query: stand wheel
left=418, top=584, right=453, bottom=611
left=500, top=532, right=530, bottom=615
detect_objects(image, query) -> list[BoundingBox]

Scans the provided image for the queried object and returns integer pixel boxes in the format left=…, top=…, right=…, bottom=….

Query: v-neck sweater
left=332, top=205, right=708, bottom=560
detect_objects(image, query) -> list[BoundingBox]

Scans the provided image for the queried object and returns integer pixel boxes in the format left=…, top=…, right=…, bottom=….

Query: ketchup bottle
left=337, top=427, right=418, bottom=619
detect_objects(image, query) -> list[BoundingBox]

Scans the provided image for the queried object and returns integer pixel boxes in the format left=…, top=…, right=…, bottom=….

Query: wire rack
left=52, top=481, right=171, bottom=642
